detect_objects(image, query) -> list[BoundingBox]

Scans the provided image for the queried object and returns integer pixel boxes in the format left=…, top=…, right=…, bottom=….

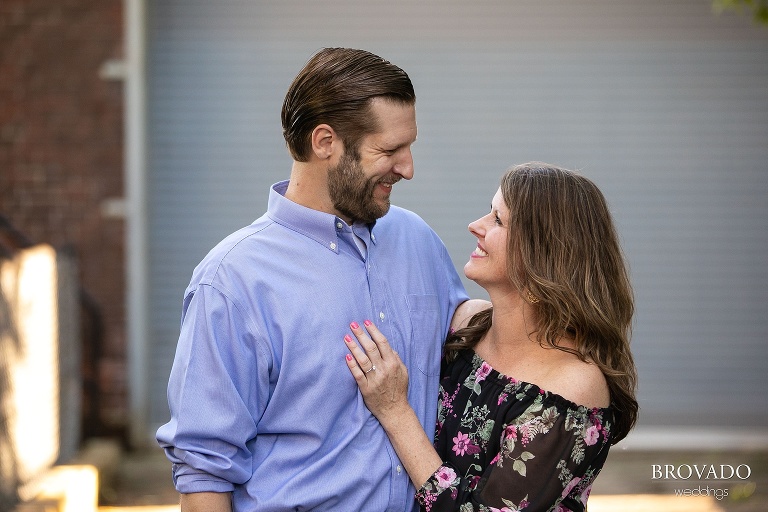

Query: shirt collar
left=266, top=181, right=378, bottom=252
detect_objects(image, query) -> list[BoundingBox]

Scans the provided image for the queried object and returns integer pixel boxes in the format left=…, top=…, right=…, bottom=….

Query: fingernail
left=350, top=321, right=359, bottom=329
left=346, top=354, right=353, bottom=361
left=364, top=320, right=372, bottom=326
left=344, top=335, right=353, bottom=343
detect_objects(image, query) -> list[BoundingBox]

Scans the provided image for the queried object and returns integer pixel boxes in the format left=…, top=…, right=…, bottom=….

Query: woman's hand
left=344, top=320, right=410, bottom=424
left=344, top=320, right=445, bottom=489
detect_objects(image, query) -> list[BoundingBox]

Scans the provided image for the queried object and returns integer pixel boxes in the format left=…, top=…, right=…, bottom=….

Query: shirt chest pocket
left=407, top=294, right=443, bottom=376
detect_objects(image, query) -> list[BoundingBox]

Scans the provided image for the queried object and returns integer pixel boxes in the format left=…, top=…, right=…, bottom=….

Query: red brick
left=0, top=0, right=127, bottom=440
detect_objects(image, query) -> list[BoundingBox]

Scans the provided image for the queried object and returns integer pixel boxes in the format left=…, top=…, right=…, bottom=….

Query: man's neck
left=285, top=161, right=346, bottom=220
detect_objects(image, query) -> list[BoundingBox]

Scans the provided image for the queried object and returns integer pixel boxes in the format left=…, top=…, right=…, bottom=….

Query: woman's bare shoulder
left=451, top=299, right=491, bottom=331
left=550, top=356, right=611, bottom=409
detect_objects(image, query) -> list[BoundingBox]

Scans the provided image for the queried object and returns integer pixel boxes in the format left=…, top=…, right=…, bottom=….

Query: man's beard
left=328, top=150, right=390, bottom=223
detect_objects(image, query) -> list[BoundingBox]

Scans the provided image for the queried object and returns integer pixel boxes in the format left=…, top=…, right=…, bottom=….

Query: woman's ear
left=310, top=124, right=338, bottom=160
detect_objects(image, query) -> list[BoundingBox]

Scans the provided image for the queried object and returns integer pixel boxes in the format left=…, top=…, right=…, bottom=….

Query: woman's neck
left=475, top=291, right=541, bottom=367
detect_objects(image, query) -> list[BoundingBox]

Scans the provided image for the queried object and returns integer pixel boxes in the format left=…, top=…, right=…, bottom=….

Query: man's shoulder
left=190, top=216, right=274, bottom=285
left=376, top=206, right=451, bottom=260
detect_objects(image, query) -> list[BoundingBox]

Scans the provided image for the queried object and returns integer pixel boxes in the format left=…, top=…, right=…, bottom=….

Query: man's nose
left=393, top=149, right=414, bottom=180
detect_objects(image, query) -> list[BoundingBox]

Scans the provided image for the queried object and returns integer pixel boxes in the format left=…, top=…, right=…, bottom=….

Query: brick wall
left=0, top=0, right=126, bottom=440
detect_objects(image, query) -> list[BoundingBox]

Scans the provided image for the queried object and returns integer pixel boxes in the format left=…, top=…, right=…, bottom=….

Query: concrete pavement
left=14, top=435, right=767, bottom=511
left=97, top=442, right=768, bottom=511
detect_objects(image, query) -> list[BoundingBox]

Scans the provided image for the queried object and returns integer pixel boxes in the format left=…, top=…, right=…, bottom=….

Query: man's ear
left=310, top=124, right=340, bottom=160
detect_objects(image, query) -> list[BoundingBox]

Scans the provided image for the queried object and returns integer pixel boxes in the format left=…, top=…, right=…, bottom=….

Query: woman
left=344, top=162, right=638, bottom=511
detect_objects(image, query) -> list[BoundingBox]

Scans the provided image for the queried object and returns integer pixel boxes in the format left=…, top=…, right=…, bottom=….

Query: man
left=156, top=47, right=468, bottom=511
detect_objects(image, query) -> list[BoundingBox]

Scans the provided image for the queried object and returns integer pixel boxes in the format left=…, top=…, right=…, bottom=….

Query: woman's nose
left=468, top=218, right=483, bottom=237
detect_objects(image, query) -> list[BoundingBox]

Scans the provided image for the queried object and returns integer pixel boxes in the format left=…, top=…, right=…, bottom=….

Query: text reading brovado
left=652, top=464, right=752, bottom=480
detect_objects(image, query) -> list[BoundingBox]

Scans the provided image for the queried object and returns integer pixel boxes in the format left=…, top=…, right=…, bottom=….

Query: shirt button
left=330, top=242, right=337, bottom=250
left=379, top=312, right=385, bottom=321
left=336, top=222, right=343, bottom=229
left=397, top=465, right=402, bottom=474
left=371, top=234, right=376, bottom=242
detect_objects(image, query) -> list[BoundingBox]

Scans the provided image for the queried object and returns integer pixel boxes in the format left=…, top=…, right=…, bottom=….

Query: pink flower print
left=584, top=425, right=600, bottom=446
left=475, top=362, right=492, bottom=383
left=442, top=387, right=460, bottom=419
left=497, top=392, right=508, bottom=405
left=453, top=431, right=472, bottom=456
left=589, top=408, right=603, bottom=430
left=504, top=425, right=518, bottom=441
left=435, top=466, right=457, bottom=489
left=419, top=492, right=437, bottom=512
left=562, top=476, right=582, bottom=498
left=519, top=424, right=531, bottom=446
left=490, top=453, right=501, bottom=465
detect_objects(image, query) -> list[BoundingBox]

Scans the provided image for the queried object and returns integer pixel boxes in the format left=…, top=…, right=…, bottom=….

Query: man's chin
left=373, top=200, right=391, bottom=219
left=336, top=196, right=391, bottom=223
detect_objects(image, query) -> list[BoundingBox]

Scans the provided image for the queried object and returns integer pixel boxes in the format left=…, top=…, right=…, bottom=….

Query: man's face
left=328, top=98, right=417, bottom=223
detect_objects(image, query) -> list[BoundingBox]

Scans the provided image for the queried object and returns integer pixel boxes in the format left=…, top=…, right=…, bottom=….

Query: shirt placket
left=356, top=228, right=412, bottom=512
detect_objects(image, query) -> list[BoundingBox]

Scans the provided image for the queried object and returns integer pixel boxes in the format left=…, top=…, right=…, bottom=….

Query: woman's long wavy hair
left=445, top=162, right=638, bottom=443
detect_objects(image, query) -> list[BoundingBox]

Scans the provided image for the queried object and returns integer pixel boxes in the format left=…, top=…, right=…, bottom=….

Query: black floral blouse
left=415, top=350, right=613, bottom=512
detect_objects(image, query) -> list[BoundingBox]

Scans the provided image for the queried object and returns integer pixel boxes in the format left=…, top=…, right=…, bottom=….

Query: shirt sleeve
left=156, top=283, right=272, bottom=493
left=415, top=406, right=612, bottom=512
left=436, top=235, right=470, bottom=337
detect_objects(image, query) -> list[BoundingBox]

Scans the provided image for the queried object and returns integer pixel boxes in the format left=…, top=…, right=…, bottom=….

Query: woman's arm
left=344, top=321, right=443, bottom=488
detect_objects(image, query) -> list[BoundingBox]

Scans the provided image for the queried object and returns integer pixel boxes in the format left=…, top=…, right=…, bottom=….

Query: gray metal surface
left=146, top=0, right=768, bottom=435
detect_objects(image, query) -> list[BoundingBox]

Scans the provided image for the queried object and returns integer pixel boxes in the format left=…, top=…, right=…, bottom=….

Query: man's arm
left=159, top=287, right=263, bottom=508
left=180, top=492, right=232, bottom=512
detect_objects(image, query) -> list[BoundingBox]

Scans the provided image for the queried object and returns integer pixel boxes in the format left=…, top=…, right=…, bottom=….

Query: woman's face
left=464, top=187, right=512, bottom=290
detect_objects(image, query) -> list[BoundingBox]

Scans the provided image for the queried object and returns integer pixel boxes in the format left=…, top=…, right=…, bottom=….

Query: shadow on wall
left=0, top=215, right=108, bottom=445
left=0, top=216, right=27, bottom=508
left=0, top=215, right=91, bottom=507
left=0, top=272, right=20, bottom=512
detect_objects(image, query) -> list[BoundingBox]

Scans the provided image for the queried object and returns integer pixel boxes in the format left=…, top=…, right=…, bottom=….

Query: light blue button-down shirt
left=157, top=181, right=468, bottom=511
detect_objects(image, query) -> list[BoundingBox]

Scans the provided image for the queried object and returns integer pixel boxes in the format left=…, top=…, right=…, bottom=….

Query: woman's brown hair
left=446, top=162, right=638, bottom=443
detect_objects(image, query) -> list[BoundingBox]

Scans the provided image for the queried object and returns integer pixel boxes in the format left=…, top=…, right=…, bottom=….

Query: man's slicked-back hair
left=281, top=48, right=415, bottom=162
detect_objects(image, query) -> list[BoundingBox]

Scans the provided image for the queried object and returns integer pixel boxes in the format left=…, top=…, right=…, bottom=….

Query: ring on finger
left=365, top=365, right=377, bottom=374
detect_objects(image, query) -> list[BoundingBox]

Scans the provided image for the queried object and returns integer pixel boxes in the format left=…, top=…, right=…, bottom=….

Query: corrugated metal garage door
left=145, top=0, right=768, bottom=438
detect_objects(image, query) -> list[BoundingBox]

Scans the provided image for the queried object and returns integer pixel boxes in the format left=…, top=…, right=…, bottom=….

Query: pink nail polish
left=364, top=320, right=372, bottom=327
left=346, top=354, right=353, bottom=361
left=344, top=335, right=353, bottom=343
left=350, top=321, right=359, bottom=329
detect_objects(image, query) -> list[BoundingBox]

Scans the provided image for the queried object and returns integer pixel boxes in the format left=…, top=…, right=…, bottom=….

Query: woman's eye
left=494, top=214, right=502, bottom=226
